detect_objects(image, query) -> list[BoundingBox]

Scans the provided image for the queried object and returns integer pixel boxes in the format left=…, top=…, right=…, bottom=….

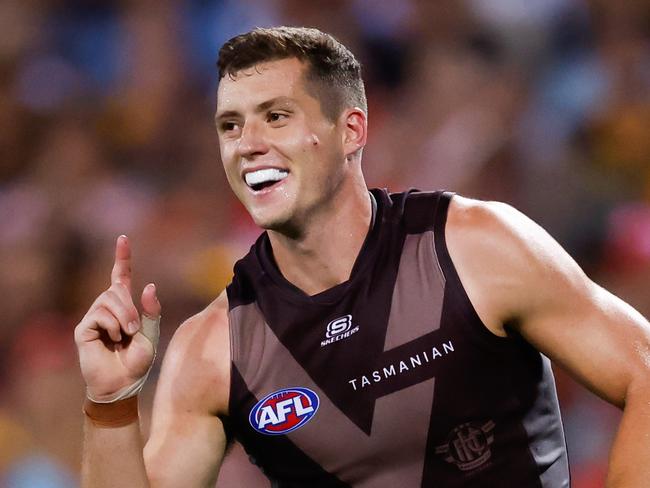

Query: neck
left=268, top=180, right=373, bottom=296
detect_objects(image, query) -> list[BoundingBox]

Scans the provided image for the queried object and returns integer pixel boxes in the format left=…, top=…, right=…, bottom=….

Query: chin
left=252, top=211, right=301, bottom=238
left=251, top=209, right=285, bottom=229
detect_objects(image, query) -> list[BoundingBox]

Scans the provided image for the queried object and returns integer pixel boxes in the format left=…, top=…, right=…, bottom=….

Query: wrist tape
left=83, top=396, right=138, bottom=427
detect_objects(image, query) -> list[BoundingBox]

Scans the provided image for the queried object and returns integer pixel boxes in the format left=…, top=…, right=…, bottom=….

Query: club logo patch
left=435, top=420, right=496, bottom=471
left=249, top=387, right=319, bottom=435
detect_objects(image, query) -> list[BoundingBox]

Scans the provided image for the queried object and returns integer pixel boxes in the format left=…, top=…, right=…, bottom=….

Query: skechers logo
left=249, top=387, right=319, bottom=435
left=321, top=315, right=359, bottom=347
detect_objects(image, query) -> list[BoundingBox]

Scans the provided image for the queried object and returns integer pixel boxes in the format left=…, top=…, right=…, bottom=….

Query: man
left=75, top=27, right=650, bottom=487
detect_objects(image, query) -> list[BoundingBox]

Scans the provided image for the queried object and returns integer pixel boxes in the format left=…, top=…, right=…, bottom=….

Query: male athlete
left=75, top=27, right=650, bottom=487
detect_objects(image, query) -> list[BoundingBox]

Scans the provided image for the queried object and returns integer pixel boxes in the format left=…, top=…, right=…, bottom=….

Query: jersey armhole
left=432, top=192, right=514, bottom=348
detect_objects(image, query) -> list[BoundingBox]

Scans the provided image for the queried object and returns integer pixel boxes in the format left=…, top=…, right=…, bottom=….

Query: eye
left=220, top=121, right=239, bottom=132
left=267, top=112, right=288, bottom=123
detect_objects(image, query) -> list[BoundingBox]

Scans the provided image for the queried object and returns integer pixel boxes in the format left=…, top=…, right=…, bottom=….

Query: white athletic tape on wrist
left=87, top=314, right=160, bottom=404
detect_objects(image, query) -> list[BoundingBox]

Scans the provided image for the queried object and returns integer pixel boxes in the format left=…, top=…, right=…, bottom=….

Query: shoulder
left=448, top=195, right=533, bottom=238
left=171, top=291, right=230, bottom=348
left=446, top=194, right=584, bottom=273
left=444, top=195, right=588, bottom=335
left=159, top=291, right=231, bottom=415
left=446, top=194, right=564, bottom=271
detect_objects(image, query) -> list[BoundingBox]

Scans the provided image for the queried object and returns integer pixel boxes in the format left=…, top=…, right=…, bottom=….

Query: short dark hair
left=217, top=26, right=367, bottom=121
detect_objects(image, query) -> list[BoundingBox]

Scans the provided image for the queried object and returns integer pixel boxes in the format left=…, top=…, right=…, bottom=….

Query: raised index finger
left=111, top=235, right=132, bottom=292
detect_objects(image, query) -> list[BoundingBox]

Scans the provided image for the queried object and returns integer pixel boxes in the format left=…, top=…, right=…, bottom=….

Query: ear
left=341, top=108, right=367, bottom=160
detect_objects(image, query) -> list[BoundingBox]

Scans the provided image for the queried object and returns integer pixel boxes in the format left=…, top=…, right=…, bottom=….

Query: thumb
left=137, top=283, right=161, bottom=352
left=141, top=283, right=161, bottom=319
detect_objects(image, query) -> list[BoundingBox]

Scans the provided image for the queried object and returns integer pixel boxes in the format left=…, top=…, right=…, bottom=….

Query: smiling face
left=216, top=57, right=354, bottom=235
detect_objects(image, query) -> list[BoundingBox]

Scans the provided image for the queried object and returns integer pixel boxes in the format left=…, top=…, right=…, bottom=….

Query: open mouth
left=245, top=168, right=289, bottom=192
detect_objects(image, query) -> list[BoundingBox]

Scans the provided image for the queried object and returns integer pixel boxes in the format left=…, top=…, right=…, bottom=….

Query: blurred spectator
left=1, top=314, right=82, bottom=487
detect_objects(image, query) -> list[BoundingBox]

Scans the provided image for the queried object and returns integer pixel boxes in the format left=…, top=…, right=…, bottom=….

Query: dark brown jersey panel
left=226, top=189, right=570, bottom=487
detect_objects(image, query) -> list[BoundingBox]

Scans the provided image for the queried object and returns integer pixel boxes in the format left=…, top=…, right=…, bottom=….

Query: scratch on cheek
left=310, top=134, right=320, bottom=146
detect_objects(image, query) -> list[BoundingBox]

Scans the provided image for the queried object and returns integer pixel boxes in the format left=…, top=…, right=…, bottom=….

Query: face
left=216, top=57, right=351, bottom=235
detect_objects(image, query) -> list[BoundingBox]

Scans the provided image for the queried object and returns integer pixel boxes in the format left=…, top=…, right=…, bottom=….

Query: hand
left=75, top=235, right=161, bottom=401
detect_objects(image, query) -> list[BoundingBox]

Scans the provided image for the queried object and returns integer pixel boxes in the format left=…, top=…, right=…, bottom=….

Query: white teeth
left=244, top=168, right=289, bottom=188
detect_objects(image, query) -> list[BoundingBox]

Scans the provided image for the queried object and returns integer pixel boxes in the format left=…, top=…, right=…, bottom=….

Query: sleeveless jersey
left=225, top=189, right=570, bottom=487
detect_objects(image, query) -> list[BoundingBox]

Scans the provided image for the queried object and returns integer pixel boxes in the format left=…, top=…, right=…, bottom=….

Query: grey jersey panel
left=385, top=232, right=445, bottom=350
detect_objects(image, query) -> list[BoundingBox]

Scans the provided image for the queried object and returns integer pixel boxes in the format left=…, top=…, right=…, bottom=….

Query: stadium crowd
left=0, top=0, right=649, bottom=486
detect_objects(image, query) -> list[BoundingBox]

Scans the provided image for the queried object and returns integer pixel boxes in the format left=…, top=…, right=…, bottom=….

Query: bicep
left=448, top=196, right=650, bottom=407
left=143, top=302, right=231, bottom=487
left=486, top=201, right=650, bottom=407
left=144, top=404, right=227, bottom=488
left=519, top=267, right=650, bottom=408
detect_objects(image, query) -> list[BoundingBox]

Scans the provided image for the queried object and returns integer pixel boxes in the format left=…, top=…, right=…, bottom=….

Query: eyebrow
left=214, top=96, right=295, bottom=123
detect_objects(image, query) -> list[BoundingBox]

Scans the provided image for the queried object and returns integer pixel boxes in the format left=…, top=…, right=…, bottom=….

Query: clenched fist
left=75, top=235, right=161, bottom=402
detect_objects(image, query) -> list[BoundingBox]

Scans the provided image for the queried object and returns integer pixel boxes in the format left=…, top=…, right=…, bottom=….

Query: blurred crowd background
left=1, top=0, right=649, bottom=486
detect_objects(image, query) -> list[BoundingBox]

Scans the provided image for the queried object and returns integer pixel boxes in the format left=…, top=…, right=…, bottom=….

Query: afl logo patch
left=249, top=387, right=319, bottom=435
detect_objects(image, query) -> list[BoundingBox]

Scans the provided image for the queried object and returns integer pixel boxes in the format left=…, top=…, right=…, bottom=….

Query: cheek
left=309, top=133, right=321, bottom=146
left=220, top=149, right=240, bottom=184
left=219, top=143, right=235, bottom=167
left=278, top=128, right=311, bottom=149
left=297, top=132, right=322, bottom=158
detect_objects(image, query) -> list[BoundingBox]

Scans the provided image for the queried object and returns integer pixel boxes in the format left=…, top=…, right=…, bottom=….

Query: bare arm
left=144, top=295, right=231, bottom=487
left=82, top=419, right=149, bottom=487
left=446, top=196, right=650, bottom=487
left=76, top=236, right=159, bottom=487
left=76, top=237, right=231, bottom=487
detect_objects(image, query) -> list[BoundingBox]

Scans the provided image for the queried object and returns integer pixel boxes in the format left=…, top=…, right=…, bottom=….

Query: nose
left=237, top=120, right=269, bottom=159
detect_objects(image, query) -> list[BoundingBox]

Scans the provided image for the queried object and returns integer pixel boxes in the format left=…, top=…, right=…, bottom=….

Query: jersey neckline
left=255, top=188, right=388, bottom=306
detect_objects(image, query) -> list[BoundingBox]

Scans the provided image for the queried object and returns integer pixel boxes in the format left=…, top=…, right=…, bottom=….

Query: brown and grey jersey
left=225, top=189, right=569, bottom=487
